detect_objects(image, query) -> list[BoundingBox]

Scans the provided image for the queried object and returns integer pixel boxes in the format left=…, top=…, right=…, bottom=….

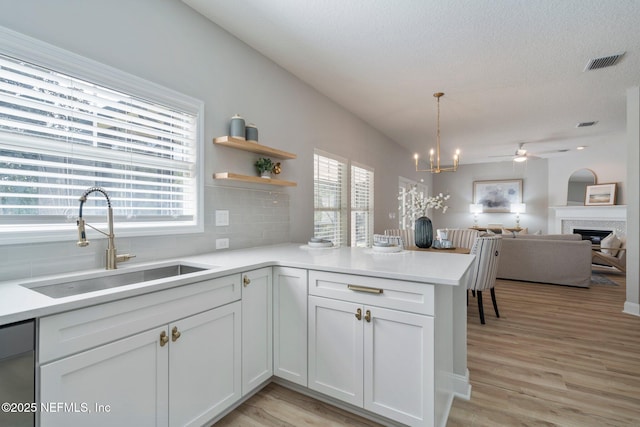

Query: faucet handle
left=116, top=253, right=136, bottom=263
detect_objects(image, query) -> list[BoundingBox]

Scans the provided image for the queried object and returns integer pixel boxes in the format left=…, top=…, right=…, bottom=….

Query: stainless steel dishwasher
left=0, top=319, right=35, bottom=427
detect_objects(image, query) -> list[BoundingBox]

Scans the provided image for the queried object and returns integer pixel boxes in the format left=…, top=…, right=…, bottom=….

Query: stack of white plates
left=308, top=238, right=333, bottom=248
left=372, top=243, right=402, bottom=253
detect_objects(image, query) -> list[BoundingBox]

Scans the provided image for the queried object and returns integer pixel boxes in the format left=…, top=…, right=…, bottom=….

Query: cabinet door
left=40, top=328, right=168, bottom=427
left=169, top=301, right=241, bottom=427
left=273, top=266, right=308, bottom=386
left=363, top=306, right=434, bottom=427
left=308, top=295, right=363, bottom=406
left=241, top=267, right=273, bottom=395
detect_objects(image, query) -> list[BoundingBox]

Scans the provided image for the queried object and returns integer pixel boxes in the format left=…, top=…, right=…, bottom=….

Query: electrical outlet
left=216, top=238, right=229, bottom=249
left=215, top=210, right=229, bottom=226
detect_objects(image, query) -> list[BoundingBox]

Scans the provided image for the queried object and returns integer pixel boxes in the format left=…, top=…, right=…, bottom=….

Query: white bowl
left=308, top=241, right=333, bottom=248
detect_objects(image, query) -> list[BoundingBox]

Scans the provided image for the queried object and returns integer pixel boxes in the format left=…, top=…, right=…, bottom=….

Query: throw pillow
left=501, top=227, right=528, bottom=236
left=601, top=232, right=622, bottom=255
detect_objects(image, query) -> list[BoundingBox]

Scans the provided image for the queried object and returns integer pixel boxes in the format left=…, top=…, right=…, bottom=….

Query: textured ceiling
left=183, top=0, right=640, bottom=164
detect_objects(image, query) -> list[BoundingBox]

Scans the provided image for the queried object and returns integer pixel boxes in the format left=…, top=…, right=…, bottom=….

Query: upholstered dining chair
left=438, top=228, right=481, bottom=249
left=467, top=236, right=503, bottom=324
left=384, top=229, right=415, bottom=248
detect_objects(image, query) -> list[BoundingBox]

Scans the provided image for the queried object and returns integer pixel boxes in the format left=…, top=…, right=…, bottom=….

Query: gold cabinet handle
left=365, top=310, right=372, bottom=322
left=347, top=284, right=383, bottom=294
left=160, top=330, right=169, bottom=347
left=355, top=308, right=362, bottom=321
left=171, top=326, right=181, bottom=342
left=243, top=275, right=251, bottom=287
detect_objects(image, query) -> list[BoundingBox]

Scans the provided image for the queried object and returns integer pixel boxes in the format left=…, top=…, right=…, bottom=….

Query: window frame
left=0, top=26, right=204, bottom=245
left=350, top=161, right=374, bottom=247
left=398, top=177, right=428, bottom=229
left=313, top=149, right=348, bottom=247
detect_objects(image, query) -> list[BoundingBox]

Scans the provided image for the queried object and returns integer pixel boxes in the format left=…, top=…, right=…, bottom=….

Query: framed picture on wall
left=473, top=179, right=523, bottom=213
left=585, top=183, right=616, bottom=206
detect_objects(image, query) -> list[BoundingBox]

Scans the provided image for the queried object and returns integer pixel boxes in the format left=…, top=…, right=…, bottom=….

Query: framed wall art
left=473, top=179, right=523, bottom=213
left=585, top=183, right=616, bottom=206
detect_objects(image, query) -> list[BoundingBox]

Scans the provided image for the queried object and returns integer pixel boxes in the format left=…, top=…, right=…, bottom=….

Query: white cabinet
left=241, top=267, right=273, bottom=395
left=363, top=306, right=433, bottom=426
left=39, top=274, right=242, bottom=427
left=168, top=303, right=241, bottom=427
left=273, top=267, right=308, bottom=386
left=40, top=327, right=168, bottom=427
left=308, top=271, right=435, bottom=427
left=308, top=296, right=363, bottom=406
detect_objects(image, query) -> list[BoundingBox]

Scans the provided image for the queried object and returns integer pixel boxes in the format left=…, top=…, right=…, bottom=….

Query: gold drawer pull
left=347, top=284, right=384, bottom=294
left=171, top=326, right=181, bottom=342
left=160, top=330, right=169, bottom=347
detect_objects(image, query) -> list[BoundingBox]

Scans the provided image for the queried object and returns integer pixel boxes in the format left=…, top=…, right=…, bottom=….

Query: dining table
left=406, top=246, right=471, bottom=254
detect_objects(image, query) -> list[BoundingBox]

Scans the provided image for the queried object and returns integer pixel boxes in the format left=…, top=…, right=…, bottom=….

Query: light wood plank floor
left=217, top=269, right=640, bottom=426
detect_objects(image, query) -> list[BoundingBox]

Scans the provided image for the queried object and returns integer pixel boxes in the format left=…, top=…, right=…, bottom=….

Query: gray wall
left=0, top=0, right=416, bottom=278
left=430, top=160, right=549, bottom=234
left=0, top=0, right=635, bottom=314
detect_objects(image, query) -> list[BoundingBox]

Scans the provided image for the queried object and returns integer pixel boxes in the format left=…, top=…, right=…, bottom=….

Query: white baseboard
left=623, top=300, right=640, bottom=316
left=451, top=369, right=472, bottom=400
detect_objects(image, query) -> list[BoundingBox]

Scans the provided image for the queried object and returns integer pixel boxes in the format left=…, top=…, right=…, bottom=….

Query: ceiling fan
left=490, top=142, right=567, bottom=162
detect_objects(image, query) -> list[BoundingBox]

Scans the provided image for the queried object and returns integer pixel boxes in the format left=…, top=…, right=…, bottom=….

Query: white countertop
left=0, top=243, right=474, bottom=325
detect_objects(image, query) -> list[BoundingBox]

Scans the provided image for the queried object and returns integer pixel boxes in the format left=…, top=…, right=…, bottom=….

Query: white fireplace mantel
left=550, top=205, right=627, bottom=235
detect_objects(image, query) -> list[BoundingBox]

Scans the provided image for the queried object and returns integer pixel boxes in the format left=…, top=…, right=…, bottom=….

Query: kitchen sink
left=24, top=263, right=212, bottom=299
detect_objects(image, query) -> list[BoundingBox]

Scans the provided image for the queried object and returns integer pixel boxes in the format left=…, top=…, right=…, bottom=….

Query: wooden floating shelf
left=214, top=172, right=297, bottom=187
left=213, top=136, right=296, bottom=160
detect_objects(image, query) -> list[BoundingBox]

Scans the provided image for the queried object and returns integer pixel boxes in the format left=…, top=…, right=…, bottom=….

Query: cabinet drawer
left=308, top=271, right=434, bottom=315
left=39, top=274, right=241, bottom=363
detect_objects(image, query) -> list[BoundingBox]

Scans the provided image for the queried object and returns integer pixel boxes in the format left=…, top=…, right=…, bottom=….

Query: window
left=313, top=150, right=347, bottom=246
left=398, top=177, right=427, bottom=229
left=0, top=27, right=203, bottom=244
left=351, top=163, right=374, bottom=247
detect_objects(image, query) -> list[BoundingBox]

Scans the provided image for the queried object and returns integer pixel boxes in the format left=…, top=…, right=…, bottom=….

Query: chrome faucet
left=77, top=187, right=135, bottom=270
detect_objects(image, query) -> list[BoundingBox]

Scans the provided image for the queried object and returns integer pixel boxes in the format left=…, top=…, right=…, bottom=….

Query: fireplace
left=573, top=228, right=612, bottom=245
left=551, top=206, right=626, bottom=237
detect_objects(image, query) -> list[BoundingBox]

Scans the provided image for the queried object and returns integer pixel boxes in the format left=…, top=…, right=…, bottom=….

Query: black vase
left=415, top=216, right=433, bottom=248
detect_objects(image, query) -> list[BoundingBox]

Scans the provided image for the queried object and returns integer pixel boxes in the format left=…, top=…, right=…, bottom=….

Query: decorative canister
left=245, top=123, right=258, bottom=142
left=229, top=114, right=245, bottom=140
left=414, top=216, right=433, bottom=248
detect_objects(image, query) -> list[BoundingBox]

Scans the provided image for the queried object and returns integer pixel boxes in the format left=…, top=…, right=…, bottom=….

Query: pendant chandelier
left=414, top=92, right=460, bottom=173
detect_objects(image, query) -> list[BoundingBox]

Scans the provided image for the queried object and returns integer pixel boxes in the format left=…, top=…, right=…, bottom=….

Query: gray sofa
left=496, top=233, right=592, bottom=287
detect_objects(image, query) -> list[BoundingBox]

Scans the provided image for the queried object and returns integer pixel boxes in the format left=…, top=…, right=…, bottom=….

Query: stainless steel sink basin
left=25, top=263, right=211, bottom=299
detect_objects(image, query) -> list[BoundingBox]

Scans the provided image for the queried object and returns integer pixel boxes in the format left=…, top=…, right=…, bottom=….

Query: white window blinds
left=0, top=36, right=202, bottom=244
left=313, top=150, right=347, bottom=247
left=351, top=163, right=374, bottom=247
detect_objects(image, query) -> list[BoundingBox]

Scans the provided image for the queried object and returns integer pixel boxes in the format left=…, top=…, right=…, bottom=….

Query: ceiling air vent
left=584, top=53, right=625, bottom=71
left=576, top=121, right=597, bottom=128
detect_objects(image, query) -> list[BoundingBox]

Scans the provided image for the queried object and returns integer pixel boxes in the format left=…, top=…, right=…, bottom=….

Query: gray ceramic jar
left=229, top=114, right=246, bottom=140
left=245, top=123, right=258, bottom=142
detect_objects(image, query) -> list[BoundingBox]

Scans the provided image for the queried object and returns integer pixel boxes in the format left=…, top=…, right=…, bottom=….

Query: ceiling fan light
left=513, top=155, right=527, bottom=163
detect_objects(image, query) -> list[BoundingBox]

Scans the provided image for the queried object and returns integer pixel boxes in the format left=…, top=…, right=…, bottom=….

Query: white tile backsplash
left=0, top=185, right=290, bottom=279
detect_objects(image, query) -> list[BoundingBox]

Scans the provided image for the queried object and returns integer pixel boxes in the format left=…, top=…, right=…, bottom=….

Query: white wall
left=625, top=87, right=639, bottom=316
left=547, top=133, right=627, bottom=207
left=0, top=0, right=415, bottom=278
